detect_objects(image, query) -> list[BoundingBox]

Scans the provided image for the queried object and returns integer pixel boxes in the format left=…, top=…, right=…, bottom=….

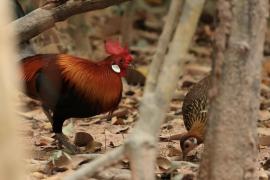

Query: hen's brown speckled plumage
left=182, top=76, right=211, bottom=134
left=180, top=76, right=211, bottom=157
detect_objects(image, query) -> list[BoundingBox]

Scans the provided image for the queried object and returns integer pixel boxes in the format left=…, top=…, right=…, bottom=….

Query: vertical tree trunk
left=199, top=0, right=268, bottom=179
left=0, top=1, right=24, bottom=180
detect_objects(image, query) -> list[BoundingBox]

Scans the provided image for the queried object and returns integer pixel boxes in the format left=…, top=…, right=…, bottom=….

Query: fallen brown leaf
left=107, top=125, right=130, bottom=134
left=185, top=63, right=210, bottom=76
left=31, top=172, right=45, bottom=179
left=167, top=145, right=181, bottom=157
left=258, top=128, right=270, bottom=136
left=48, top=150, right=71, bottom=167
left=84, top=141, right=102, bottom=153
left=74, top=132, right=94, bottom=147
left=157, top=157, right=171, bottom=171
left=259, top=135, right=270, bottom=146
left=259, top=110, right=270, bottom=122
left=111, top=117, right=125, bottom=125
left=35, top=136, right=55, bottom=146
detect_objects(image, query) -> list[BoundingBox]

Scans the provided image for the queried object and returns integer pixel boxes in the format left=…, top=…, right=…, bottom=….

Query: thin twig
left=104, top=128, right=107, bottom=151
left=171, top=161, right=199, bottom=169
left=89, top=108, right=128, bottom=121
left=94, top=168, right=131, bottom=180
left=159, top=133, right=185, bottom=141
left=76, top=154, right=102, bottom=160
left=65, top=146, right=126, bottom=180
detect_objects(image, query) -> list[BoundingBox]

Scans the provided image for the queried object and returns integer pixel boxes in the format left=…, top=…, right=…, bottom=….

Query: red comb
left=105, top=40, right=128, bottom=55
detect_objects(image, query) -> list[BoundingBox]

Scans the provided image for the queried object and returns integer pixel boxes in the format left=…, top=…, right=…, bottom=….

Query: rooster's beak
left=128, top=62, right=135, bottom=69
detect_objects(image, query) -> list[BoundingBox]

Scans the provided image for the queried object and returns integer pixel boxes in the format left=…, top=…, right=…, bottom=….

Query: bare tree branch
left=144, top=0, right=183, bottom=92
left=10, top=0, right=130, bottom=43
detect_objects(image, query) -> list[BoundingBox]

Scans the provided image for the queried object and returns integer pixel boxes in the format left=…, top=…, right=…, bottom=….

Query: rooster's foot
left=54, top=133, right=80, bottom=154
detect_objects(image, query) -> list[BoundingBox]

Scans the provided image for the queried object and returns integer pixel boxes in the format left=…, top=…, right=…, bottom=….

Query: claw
left=54, top=133, right=80, bottom=154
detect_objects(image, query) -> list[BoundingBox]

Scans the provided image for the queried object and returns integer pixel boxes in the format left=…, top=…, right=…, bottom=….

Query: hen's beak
left=182, top=152, right=187, bottom=161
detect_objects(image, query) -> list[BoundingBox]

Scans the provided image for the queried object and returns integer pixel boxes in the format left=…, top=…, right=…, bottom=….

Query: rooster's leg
left=42, top=105, right=53, bottom=124
left=42, top=106, right=79, bottom=154
left=54, top=133, right=79, bottom=154
left=106, top=111, right=113, bottom=121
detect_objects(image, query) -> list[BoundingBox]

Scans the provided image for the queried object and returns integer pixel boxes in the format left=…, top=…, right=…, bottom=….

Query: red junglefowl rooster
left=21, top=40, right=133, bottom=153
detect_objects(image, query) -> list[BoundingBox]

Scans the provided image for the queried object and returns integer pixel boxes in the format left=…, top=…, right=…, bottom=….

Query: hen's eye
left=184, top=142, right=190, bottom=149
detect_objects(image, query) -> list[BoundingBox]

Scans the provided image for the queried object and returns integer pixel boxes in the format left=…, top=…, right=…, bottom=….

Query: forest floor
left=19, top=60, right=270, bottom=179
left=18, top=2, right=270, bottom=179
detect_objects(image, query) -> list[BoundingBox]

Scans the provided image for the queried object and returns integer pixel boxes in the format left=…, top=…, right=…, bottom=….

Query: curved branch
left=65, top=146, right=126, bottom=180
left=10, top=0, right=129, bottom=43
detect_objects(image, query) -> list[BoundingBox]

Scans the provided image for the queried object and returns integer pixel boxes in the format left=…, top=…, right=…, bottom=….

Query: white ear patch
left=111, top=64, right=121, bottom=73
left=190, top=137, right=197, bottom=144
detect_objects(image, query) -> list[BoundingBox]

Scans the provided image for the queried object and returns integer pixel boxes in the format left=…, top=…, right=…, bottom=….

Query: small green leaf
left=62, top=122, right=74, bottom=136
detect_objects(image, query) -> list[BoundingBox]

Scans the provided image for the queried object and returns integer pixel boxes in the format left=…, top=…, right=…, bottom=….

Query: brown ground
left=19, top=63, right=270, bottom=179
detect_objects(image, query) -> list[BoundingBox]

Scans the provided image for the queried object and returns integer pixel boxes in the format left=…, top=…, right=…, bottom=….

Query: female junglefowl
left=180, top=76, right=211, bottom=158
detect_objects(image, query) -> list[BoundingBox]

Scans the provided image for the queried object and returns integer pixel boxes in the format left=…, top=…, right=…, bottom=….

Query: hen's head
left=180, top=133, right=203, bottom=159
left=105, top=40, right=133, bottom=76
